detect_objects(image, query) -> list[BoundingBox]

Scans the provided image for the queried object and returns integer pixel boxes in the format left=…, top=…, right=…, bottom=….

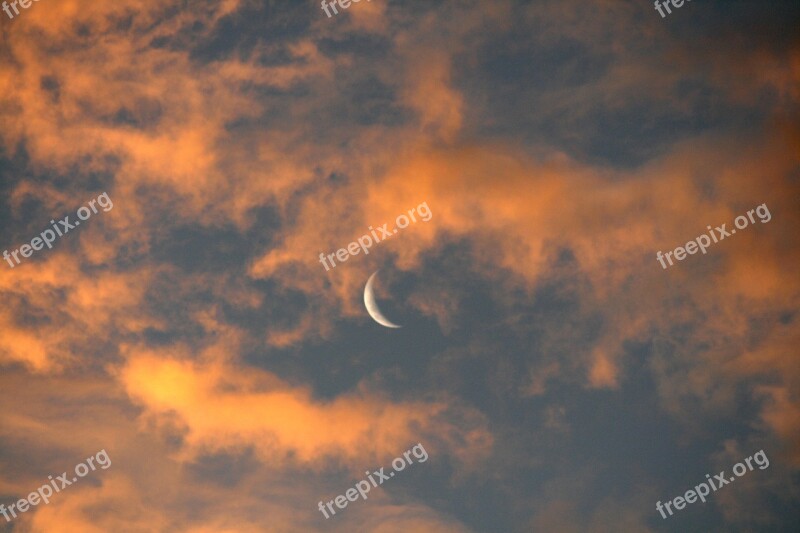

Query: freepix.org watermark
left=317, top=442, right=428, bottom=519
left=654, top=0, right=693, bottom=19
left=656, top=203, right=771, bottom=270
left=656, top=449, right=770, bottom=520
left=0, top=449, right=111, bottom=523
left=318, top=202, right=432, bottom=271
left=321, top=0, right=371, bottom=18
left=2, top=0, right=43, bottom=21
left=3, top=192, right=113, bottom=268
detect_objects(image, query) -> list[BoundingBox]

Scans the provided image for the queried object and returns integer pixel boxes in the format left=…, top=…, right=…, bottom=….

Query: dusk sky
left=1, top=1, right=799, bottom=531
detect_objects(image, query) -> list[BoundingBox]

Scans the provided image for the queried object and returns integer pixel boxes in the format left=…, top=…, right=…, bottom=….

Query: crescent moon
left=363, top=270, right=402, bottom=329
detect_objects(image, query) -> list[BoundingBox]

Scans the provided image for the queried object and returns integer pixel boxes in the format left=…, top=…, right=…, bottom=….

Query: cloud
left=0, top=0, right=798, bottom=530
left=119, top=334, right=492, bottom=470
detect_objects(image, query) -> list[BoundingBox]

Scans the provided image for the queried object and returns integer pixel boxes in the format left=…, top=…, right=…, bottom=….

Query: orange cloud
left=119, top=339, right=492, bottom=469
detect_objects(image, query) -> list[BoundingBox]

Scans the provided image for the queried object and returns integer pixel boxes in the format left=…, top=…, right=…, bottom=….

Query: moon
left=364, top=270, right=402, bottom=329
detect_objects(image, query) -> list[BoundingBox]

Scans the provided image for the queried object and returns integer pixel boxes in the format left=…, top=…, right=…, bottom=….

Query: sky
left=0, top=0, right=799, bottom=531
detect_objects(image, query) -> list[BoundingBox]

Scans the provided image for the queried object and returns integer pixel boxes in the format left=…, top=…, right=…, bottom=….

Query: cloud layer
left=0, top=0, right=798, bottom=531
